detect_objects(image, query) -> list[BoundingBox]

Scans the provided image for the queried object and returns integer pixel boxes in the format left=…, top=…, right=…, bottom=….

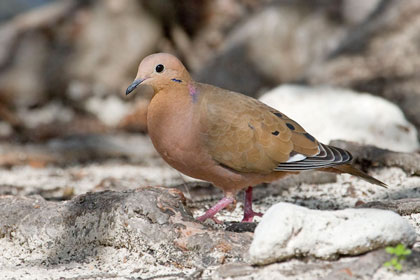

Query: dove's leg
left=197, top=196, right=235, bottom=223
left=242, top=186, right=263, bottom=222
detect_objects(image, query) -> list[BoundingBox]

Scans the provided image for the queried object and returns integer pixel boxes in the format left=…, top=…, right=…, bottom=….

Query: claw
left=242, top=210, right=263, bottom=223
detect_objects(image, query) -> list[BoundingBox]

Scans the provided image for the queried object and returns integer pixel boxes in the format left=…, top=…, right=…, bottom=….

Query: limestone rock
left=259, top=85, right=419, bottom=152
left=0, top=187, right=252, bottom=273
left=68, top=0, right=161, bottom=95
left=195, top=3, right=346, bottom=96
left=304, top=0, right=420, bottom=135
left=249, top=202, right=416, bottom=265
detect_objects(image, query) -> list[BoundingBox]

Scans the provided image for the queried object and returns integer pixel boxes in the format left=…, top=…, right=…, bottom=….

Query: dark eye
left=155, top=64, right=164, bottom=73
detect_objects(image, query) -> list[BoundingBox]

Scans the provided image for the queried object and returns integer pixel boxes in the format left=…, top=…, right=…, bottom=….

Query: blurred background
left=0, top=0, right=419, bottom=198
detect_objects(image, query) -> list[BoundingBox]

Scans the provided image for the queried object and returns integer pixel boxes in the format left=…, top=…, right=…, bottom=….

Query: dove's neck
left=147, top=82, right=202, bottom=148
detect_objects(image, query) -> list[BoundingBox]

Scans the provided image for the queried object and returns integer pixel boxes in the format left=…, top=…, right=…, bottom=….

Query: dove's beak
left=126, top=78, right=146, bottom=96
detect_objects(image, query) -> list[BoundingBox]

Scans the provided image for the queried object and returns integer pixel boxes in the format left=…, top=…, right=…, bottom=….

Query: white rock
left=17, top=101, right=74, bottom=129
left=259, top=85, right=419, bottom=152
left=85, top=95, right=130, bottom=127
left=249, top=202, right=416, bottom=265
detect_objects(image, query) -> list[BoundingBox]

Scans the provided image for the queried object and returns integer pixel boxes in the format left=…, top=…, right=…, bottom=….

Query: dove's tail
left=328, top=164, right=387, bottom=188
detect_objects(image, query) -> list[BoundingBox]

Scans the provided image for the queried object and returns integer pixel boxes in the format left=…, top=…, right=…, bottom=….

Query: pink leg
left=242, top=186, right=263, bottom=222
left=197, top=196, right=235, bottom=223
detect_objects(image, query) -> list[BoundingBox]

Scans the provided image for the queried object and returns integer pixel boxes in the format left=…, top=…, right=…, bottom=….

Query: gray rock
left=195, top=2, right=347, bottom=96
left=217, top=263, right=255, bottom=278
left=305, top=0, right=420, bottom=137
left=249, top=202, right=416, bottom=265
left=330, top=140, right=420, bottom=176
left=324, top=249, right=390, bottom=280
left=0, top=187, right=252, bottom=269
left=68, top=0, right=162, bottom=96
left=358, top=198, right=420, bottom=216
left=0, top=0, right=77, bottom=110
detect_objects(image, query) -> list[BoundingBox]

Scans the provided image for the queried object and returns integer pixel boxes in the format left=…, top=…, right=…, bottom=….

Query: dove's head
left=126, top=53, right=191, bottom=95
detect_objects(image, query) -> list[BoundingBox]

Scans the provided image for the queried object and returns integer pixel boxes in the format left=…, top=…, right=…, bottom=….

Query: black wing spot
left=286, top=123, right=295, bottom=130
left=304, top=133, right=316, bottom=142
left=272, top=130, right=279, bottom=136
left=273, top=112, right=283, bottom=118
left=248, top=123, right=255, bottom=130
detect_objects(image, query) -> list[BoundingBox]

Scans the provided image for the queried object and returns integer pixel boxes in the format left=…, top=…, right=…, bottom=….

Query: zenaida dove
left=126, top=53, right=386, bottom=223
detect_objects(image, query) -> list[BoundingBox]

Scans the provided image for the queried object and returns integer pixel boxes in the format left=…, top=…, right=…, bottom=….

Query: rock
left=304, top=0, right=420, bottom=136
left=0, top=121, right=12, bottom=138
left=0, top=0, right=57, bottom=21
left=0, top=0, right=162, bottom=134
left=195, top=2, right=347, bottom=96
left=16, top=101, right=74, bottom=129
left=0, top=0, right=77, bottom=70
left=191, top=0, right=385, bottom=97
left=0, top=133, right=158, bottom=167
left=324, top=249, right=390, bottom=280
left=330, top=140, right=420, bottom=175
left=217, top=263, right=255, bottom=278
left=0, top=187, right=252, bottom=275
left=341, top=0, right=382, bottom=25
left=259, top=85, right=419, bottom=152
left=85, top=95, right=130, bottom=127
left=249, top=202, right=416, bottom=265
left=326, top=249, right=420, bottom=280
left=0, top=31, right=49, bottom=108
left=357, top=198, right=420, bottom=216
left=68, top=0, right=161, bottom=96
left=0, top=0, right=78, bottom=111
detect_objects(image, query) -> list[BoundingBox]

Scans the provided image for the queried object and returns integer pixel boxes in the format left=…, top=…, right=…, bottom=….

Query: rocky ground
left=1, top=0, right=420, bottom=279
left=1, top=133, right=420, bottom=279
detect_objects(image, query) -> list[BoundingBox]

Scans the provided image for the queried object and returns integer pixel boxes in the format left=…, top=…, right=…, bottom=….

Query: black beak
left=126, top=78, right=145, bottom=95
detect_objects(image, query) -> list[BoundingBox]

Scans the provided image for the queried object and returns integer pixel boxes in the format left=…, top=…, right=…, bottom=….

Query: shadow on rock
left=0, top=187, right=252, bottom=269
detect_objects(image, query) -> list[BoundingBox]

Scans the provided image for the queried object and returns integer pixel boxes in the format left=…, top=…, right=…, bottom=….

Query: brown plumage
left=126, top=53, right=386, bottom=223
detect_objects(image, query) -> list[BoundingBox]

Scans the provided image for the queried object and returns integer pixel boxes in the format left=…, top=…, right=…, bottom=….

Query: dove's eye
left=155, top=64, right=164, bottom=73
